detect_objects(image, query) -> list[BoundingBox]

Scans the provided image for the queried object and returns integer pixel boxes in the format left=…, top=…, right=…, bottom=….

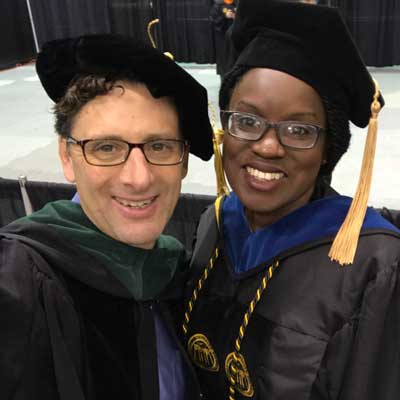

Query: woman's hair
left=319, top=96, right=350, bottom=176
left=219, top=64, right=351, bottom=176
left=54, top=75, right=122, bottom=138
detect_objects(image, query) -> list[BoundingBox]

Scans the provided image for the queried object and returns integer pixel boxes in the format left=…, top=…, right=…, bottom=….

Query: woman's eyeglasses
left=220, top=110, right=325, bottom=149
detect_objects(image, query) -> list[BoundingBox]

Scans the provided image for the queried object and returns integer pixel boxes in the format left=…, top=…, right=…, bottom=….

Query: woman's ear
left=321, top=131, right=330, bottom=166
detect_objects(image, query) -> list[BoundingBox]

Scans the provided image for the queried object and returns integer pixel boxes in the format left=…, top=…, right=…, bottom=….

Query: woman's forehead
left=231, top=69, right=324, bottom=108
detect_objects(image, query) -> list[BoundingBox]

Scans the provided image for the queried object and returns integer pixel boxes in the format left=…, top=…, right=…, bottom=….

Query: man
left=0, top=34, right=213, bottom=400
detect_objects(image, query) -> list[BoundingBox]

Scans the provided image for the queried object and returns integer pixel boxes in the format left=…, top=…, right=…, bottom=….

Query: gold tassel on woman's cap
left=328, top=79, right=382, bottom=265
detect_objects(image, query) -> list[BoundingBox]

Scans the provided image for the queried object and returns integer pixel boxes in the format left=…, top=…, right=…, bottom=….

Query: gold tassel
left=209, top=101, right=229, bottom=196
left=213, top=127, right=230, bottom=196
left=147, top=18, right=174, bottom=60
left=328, top=79, right=382, bottom=265
left=163, top=52, right=174, bottom=60
left=147, top=19, right=160, bottom=49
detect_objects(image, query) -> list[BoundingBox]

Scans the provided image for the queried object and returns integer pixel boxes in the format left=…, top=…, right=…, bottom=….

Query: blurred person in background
left=210, top=0, right=238, bottom=80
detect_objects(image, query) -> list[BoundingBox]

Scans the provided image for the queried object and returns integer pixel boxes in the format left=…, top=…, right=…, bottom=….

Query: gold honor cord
left=184, top=249, right=222, bottom=374
left=183, top=247, right=220, bottom=337
left=226, top=260, right=280, bottom=399
left=183, top=246, right=280, bottom=399
left=183, top=198, right=223, bottom=339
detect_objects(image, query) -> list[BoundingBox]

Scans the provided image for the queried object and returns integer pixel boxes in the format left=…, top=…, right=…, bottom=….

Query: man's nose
left=119, top=147, right=154, bottom=190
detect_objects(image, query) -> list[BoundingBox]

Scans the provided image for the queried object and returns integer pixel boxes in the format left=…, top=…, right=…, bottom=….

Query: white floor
left=0, top=64, right=399, bottom=208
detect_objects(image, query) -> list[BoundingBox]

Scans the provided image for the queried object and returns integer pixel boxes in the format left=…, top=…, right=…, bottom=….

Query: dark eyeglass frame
left=66, top=136, right=189, bottom=166
left=220, top=110, right=325, bottom=150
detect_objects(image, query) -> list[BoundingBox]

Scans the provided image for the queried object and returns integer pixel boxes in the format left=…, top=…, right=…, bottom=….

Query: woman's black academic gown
left=184, top=189, right=400, bottom=400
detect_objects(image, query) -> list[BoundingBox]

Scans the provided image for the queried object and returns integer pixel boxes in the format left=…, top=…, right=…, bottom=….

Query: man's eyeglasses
left=66, top=137, right=188, bottom=166
left=220, top=110, right=325, bottom=150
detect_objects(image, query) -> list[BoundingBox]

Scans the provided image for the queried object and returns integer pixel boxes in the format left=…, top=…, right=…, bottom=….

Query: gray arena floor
left=0, top=63, right=399, bottom=208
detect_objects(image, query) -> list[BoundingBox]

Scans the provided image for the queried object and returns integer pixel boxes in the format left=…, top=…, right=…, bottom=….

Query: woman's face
left=223, top=68, right=327, bottom=230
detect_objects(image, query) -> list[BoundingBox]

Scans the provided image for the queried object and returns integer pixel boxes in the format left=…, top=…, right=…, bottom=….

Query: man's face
left=59, top=82, right=188, bottom=249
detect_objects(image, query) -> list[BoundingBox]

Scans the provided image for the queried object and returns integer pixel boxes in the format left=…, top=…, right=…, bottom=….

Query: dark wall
left=30, top=0, right=111, bottom=46
left=0, top=0, right=35, bottom=70
left=0, top=178, right=215, bottom=251
left=27, top=0, right=215, bottom=64
left=108, top=0, right=157, bottom=45
left=1, top=0, right=399, bottom=68
left=339, top=0, right=400, bottom=66
left=156, top=0, right=215, bottom=63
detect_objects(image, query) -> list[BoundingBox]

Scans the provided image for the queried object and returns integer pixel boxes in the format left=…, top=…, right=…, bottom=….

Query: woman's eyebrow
left=234, top=101, right=260, bottom=112
left=234, top=101, right=318, bottom=114
left=233, top=103, right=319, bottom=121
left=286, top=112, right=319, bottom=119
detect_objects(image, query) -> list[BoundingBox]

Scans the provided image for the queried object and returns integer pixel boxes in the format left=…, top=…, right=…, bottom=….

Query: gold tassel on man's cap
left=213, top=127, right=230, bottom=197
left=208, top=101, right=229, bottom=197
left=147, top=18, right=174, bottom=60
left=328, top=79, right=382, bottom=265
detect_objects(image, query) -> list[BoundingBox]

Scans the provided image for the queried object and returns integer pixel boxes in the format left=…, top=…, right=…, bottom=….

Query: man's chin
left=115, top=228, right=161, bottom=249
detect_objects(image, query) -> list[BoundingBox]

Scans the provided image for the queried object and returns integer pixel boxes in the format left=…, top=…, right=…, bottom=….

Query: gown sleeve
left=0, top=235, right=82, bottom=399
left=0, top=237, right=43, bottom=398
left=312, top=258, right=400, bottom=400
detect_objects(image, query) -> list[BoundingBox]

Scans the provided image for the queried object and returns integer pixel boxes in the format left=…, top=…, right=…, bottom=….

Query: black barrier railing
left=1, top=178, right=398, bottom=252
left=0, top=177, right=215, bottom=251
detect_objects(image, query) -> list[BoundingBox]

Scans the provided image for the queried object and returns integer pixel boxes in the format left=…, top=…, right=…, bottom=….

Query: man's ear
left=58, top=137, right=76, bottom=183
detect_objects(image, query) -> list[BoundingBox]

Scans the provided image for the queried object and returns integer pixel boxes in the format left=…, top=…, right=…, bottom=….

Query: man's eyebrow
left=87, top=132, right=178, bottom=141
left=142, top=133, right=180, bottom=140
left=84, top=133, right=125, bottom=141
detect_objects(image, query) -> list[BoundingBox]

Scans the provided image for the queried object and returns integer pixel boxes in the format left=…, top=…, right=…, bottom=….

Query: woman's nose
left=250, top=127, right=286, bottom=158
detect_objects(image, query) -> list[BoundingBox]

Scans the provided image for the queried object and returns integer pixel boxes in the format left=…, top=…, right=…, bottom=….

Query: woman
left=183, top=1, right=400, bottom=399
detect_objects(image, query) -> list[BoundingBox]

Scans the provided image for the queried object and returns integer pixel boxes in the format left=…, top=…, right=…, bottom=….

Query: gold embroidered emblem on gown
left=188, top=333, right=220, bottom=372
left=225, top=351, right=254, bottom=397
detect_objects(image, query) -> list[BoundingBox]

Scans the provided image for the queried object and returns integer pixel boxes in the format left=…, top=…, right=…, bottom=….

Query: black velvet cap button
left=36, top=34, right=213, bottom=160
